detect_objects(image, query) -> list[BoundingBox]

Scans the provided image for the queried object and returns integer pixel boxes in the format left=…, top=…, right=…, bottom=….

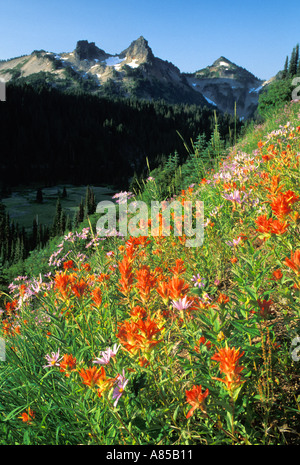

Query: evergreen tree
left=52, top=198, right=62, bottom=236
left=282, top=56, right=289, bottom=79
left=36, top=188, right=43, bottom=203
left=289, top=47, right=298, bottom=76
left=85, top=186, right=96, bottom=216
left=76, top=199, right=85, bottom=226
left=62, top=186, right=67, bottom=198
left=65, top=215, right=72, bottom=232
left=295, top=44, right=299, bottom=74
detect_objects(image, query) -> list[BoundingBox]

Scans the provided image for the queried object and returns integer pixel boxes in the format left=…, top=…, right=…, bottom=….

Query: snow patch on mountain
left=203, top=95, right=217, bottom=106
left=105, top=56, right=125, bottom=68
left=126, top=58, right=140, bottom=68
left=219, top=61, right=230, bottom=67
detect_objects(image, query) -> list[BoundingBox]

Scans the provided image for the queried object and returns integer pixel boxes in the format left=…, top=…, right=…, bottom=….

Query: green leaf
left=230, top=320, right=260, bottom=337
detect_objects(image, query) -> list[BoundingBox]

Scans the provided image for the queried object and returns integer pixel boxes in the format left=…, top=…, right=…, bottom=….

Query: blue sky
left=0, top=0, right=299, bottom=79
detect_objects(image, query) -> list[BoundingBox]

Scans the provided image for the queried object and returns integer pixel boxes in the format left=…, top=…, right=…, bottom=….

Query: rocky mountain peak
left=74, top=40, right=108, bottom=61
left=212, top=56, right=234, bottom=68
left=119, top=36, right=154, bottom=63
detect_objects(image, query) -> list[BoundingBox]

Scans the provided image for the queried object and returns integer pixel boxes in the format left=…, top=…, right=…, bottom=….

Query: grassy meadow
left=0, top=100, right=300, bottom=445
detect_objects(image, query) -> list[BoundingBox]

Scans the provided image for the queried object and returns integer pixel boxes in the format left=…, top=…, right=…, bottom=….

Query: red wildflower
left=5, top=299, right=18, bottom=316
left=272, top=269, right=283, bottom=281
left=270, top=191, right=299, bottom=221
left=284, top=249, right=300, bottom=276
left=257, top=299, right=273, bottom=319
left=186, top=385, right=209, bottom=418
left=130, top=305, right=147, bottom=320
left=118, top=256, right=134, bottom=296
left=59, top=354, right=77, bottom=377
left=169, top=259, right=186, bottom=276
left=63, top=260, right=75, bottom=270
left=156, top=281, right=171, bottom=304
left=54, top=272, right=74, bottom=300
left=217, top=293, right=230, bottom=305
left=135, top=265, right=157, bottom=303
left=194, top=336, right=212, bottom=352
left=71, top=279, right=88, bottom=298
left=211, top=345, right=245, bottom=393
left=116, top=316, right=163, bottom=357
left=19, top=408, right=35, bottom=424
left=270, top=194, right=293, bottom=220
left=255, top=215, right=272, bottom=234
left=167, top=276, right=189, bottom=300
left=91, top=287, right=102, bottom=307
left=269, top=219, right=289, bottom=235
left=78, top=366, right=106, bottom=389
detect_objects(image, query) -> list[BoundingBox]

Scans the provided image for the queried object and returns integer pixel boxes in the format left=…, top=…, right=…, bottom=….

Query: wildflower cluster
left=0, top=101, right=300, bottom=445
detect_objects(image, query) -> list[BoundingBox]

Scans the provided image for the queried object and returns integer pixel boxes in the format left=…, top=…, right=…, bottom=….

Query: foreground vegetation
left=0, top=99, right=299, bottom=445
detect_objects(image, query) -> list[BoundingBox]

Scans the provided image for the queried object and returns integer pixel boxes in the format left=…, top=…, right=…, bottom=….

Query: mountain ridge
left=0, top=36, right=271, bottom=118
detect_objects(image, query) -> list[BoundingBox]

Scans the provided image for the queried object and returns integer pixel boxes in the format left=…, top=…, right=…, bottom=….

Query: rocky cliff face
left=74, top=40, right=109, bottom=62
left=0, top=39, right=269, bottom=116
left=119, top=36, right=155, bottom=64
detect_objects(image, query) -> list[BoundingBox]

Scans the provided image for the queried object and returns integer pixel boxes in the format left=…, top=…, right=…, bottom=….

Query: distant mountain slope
left=184, top=56, right=267, bottom=119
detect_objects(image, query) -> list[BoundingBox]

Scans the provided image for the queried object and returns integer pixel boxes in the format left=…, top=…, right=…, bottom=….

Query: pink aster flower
left=172, top=296, right=193, bottom=311
left=112, top=369, right=129, bottom=407
left=93, top=344, right=120, bottom=365
left=43, top=350, right=62, bottom=368
left=191, top=274, right=205, bottom=288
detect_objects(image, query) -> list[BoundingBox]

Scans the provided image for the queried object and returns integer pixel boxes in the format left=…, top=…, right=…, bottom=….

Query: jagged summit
left=119, top=36, right=154, bottom=63
left=212, top=56, right=233, bottom=67
left=74, top=40, right=109, bottom=61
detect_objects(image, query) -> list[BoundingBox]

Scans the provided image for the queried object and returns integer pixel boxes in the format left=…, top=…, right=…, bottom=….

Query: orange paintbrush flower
left=59, top=354, right=77, bottom=377
left=284, top=249, right=300, bottom=276
left=63, top=260, right=75, bottom=270
left=169, top=259, right=186, bottom=277
left=194, top=336, right=212, bottom=352
left=91, top=287, right=102, bottom=307
left=54, top=272, right=74, bottom=300
left=135, top=265, right=157, bottom=303
left=211, top=345, right=245, bottom=393
left=272, top=268, right=283, bottom=281
left=117, top=316, right=163, bottom=357
left=265, top=175, right=283, bottom=198
left=270, top=190, right=299, bottom=220
left=186, top=385, right=209, bottom=418
left=156, top=280, right=170, bottom=304
left=79, top=366, right=106, bottom=389
left=19, top=408, right=35, bottom=424
left=118, top=255, right=134, bottom=296
left=270, top=194, right=292, bottom=220
left=167, top=276, right=189, bottom=300
left=217, top=293, right=230, bottom=305
left=269, top=218, right=289, bottom=235
left=255, top=215, right=272, bottom=234
left=71, top=279, right=88, bottom=298
left=130, top=305, right=147, bottom=320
